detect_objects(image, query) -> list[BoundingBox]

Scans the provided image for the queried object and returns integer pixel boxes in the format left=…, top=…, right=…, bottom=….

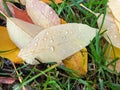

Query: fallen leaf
left=108, top=0, right=120, bottom=22
left=42, top=0, right=63, bottom=4
left=97, top=12, right=120, bottom=48
left=6, top=17, right=44, bottom=49
left=0, top=77, right=16, bottom=84
left=12, top=4, right=33, bottom=23
left=26, top=0, right=60, bottom=28
left=0, top=1, right=33, bottom=23
left=106, top=44, right=120, bottom=72
left=97, top=11, right=120, bottom=72
left=63, top=48, right=87, bottom=76
left=0, top=26, right=23, bottom=63
left=19, top=23, right=97, bottom=64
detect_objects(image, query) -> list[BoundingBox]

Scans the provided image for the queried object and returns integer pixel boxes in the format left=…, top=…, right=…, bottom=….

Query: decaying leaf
left=108, top=0, right=120, bottom=22
left=97, top=7, right=120, bottom=72
left=26, top=0, right=60, bottom=28
left=19, top=23, right=97, bottom=64
left=0, top=26, right=23, bottom=63
left=106, top=44, right=120, bottom=72
left=6, top=17, right=44, bottom=49
left=97, top=12, right=120, bottom=48
left=63, top=48, right=87, bottom=76
left=0, top=77, right=16, bottom=84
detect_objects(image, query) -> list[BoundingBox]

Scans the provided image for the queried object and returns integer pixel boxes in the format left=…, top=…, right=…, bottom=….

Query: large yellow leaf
left=63, top=48, right=87, bottom=76
left=0, top=26, right=23, bottom=63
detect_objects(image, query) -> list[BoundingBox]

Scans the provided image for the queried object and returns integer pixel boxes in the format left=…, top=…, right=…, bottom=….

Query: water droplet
left=46, top=32, right=49, bottom=35
left=43, top=38, right=47, bottom=41
left=114, top=35, right=117, bottom=38
left=34, top=43, right=38, bottom=46
left=49, top=46, right=55, bottom=52
left=36, top=38, right=39, bottom=42
left=30, top=50, right=34, bottom=53
left=50, top=39, right=54, bottom=43
left=79, top=45, right=82, bottom=48
left=50, top=11, right=53, bottom=15
left=65, top=31, right=68, bottom=34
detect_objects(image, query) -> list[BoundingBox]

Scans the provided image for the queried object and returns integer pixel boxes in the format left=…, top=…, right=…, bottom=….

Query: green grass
left=0, top=0, right=120, bottom=90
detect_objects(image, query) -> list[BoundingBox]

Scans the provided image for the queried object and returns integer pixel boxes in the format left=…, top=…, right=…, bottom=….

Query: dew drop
left=50, top=39, right=54, bottom=43
left=30, top=50, right=34, bottom=53
left=46, top=32, right=49, bottom=35
left=49, top=46, right=55, bottom=52
left=114, top=35, right=117, bottom=38
left=65, top=31, right=68, bottom=34
left=34, top=43, right=38, bottom=46
left=43, top=38, right=47, bottom=41
left=36, top=38, right=39, bottom=42
left=50, top=11, right=53, bottom=15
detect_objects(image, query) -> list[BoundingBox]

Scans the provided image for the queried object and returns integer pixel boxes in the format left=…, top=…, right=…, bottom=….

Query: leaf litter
left=0, top=0, right=120, bottom=90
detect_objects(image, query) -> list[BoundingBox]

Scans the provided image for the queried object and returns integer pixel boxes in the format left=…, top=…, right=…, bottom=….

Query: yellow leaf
left=63, top=48, right=87, bottom=76
left=106, top=44, right=120, bottom=72
left=42, top=0, right=63, bottom=4
left=0, top=26, right=23, bottom=63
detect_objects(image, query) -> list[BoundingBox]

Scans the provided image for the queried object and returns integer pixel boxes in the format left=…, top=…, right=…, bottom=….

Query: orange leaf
left=60, top=18, right=67, bottom=24
left=63, top=48, right=88, bottom=76
left=12, top=4, right=33, bottom=23
left=0, top=26, right=23, bottom=63
left=42, top=0, right=63, bottom=4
